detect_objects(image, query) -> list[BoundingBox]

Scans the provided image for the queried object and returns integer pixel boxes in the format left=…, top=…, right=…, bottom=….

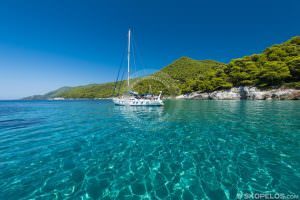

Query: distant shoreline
left=17, top=87, right=300, bottom=101
left=15, top=87, right=300, bottom=101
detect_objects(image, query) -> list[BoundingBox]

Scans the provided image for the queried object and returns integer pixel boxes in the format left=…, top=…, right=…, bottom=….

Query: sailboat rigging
left=112, top=29, right=164, bottom=106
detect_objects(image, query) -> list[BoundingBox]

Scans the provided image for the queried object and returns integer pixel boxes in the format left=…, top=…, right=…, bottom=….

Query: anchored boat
left=113, top=91, right=163, bottom=106
left=112, top=29, right=164, bottom=106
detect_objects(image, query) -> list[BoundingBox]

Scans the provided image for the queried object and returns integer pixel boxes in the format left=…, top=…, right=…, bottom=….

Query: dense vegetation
left=133, top=36, right=300, bottom=94
left=129, top=58, right=231, bottom=95
left=159, top=36, right=300, bottom=94
left=24, top=36, right=300, bottom=99
left=59, top=82, right=124, bottom=99
left=226, top=36, right=300, bottom=88
left=162, top=58, right=232, bottom=94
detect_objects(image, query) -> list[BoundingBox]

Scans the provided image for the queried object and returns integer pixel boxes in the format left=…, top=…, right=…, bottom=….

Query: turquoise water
left=0, top=100, right=299, bottom=200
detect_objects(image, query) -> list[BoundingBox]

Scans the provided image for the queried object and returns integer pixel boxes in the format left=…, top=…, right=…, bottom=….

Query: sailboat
left=112, top=29, right=164, bottom=106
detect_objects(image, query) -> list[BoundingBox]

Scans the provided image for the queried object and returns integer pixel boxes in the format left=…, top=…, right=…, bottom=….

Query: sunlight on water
left=0, top=100, right=299, bottom=199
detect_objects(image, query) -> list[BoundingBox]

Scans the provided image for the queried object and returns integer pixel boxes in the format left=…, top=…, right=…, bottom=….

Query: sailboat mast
left=127, top=29, right=131, bottom=87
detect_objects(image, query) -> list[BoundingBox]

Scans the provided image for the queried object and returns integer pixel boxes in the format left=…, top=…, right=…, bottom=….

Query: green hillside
left=57, top=58, right=227, bottom=98
left=226, top=36, right=300, bottom=88
left=130, top=58, right=230, bottom=95
left=59, top=83, right=124, bottom=99
left=23, top=87, right=72, bottom=100
left=161, top=57, right=232, bottom=93
left=24, top=36, right=300, bottom=99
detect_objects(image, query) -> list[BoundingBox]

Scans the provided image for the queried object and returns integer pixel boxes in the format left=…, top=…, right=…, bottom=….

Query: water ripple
left=0, top=100, right=299, bottom=199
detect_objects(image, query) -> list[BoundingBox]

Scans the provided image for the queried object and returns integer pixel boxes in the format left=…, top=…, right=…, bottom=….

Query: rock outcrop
left=176, top=87, right=300, bottom=100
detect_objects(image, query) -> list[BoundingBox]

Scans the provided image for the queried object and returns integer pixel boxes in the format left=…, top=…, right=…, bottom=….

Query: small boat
left=112, top=29, right=164, bottom=106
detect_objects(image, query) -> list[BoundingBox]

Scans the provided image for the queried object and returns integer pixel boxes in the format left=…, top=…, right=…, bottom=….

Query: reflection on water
left=115, top=104, right=165, bottom=130
left=115, top=100, right=190, bottom=131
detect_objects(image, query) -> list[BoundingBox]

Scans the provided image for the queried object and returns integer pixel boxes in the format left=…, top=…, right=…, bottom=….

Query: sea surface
left=0, top=100, right=299, bottom=200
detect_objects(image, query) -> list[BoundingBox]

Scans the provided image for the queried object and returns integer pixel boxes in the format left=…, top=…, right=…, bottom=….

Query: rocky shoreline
left=176, top=87, right=300, bottom=100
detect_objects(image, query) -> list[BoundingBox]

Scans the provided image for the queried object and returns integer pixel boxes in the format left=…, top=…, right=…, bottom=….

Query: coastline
left=176, top=87, right=300, bottom=100
left=19, top=89, right=300, bottom=101
left=20, top=87, right=300, bottom=101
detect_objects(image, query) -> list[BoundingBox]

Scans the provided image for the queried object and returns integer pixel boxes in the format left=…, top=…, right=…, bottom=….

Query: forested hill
left=226, top=36, right=300, bottom=88
left=163, top=35, right=300, bottom=94
left=23, top=36, right=300, bottom=99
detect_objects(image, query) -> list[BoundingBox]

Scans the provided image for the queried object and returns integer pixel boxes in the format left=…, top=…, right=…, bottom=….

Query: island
left=24, top=36, right=300, bottom=100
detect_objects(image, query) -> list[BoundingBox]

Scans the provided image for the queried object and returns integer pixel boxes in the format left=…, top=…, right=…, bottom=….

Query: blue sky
left=0, top=0, right=299, bottom=99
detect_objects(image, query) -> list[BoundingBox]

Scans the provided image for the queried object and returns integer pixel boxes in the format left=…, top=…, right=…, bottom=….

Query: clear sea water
left=0, top=100, right=299, bottom=200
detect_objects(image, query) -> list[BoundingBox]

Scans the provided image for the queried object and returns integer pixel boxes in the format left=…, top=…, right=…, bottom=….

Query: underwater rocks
left=176, top=87, right=300, bottom=100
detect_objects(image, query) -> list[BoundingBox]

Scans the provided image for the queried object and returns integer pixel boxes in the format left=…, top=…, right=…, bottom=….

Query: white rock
left=176, top=87, right=300, bottom=100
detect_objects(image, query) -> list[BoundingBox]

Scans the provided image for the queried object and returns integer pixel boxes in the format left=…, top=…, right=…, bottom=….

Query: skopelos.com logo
left=237, top=192, right=299, bottom=200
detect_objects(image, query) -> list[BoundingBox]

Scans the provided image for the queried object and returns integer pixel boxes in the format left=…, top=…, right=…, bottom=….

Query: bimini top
left=128, top=90, right=139, bottom=96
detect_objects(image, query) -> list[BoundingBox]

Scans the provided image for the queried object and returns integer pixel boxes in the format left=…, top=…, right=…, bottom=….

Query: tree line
left=56, top=36, right=300, bottom=98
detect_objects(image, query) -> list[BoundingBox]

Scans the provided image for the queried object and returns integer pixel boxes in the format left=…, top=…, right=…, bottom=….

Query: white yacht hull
left=113, top=98, right=164, bottom=106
